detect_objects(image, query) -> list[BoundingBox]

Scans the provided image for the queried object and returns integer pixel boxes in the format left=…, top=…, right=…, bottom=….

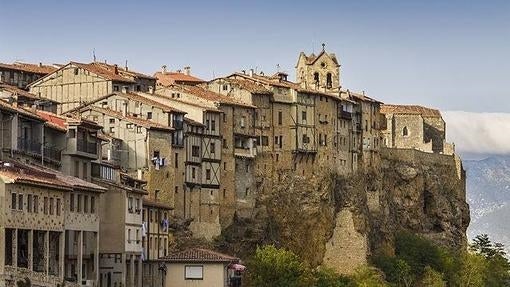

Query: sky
left=1, top=0, right=509, bottom=159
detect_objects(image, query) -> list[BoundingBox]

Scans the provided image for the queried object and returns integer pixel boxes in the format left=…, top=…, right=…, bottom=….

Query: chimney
left=114, top=64, right=119, bottom=75
left=249, top=69, right=254, bottom=77
left=125, top=60, right=128, bottom=71
left=148, top=86, right=154, bottom=94
left=162, top=65, right=167, bottom=74
left=39, top=62, right=42, bottom=67
left=241, top=70, right=246, bottom=75
left=121, top=86, right=127, bottom=93
left=184, top=66, right=191, bottom=76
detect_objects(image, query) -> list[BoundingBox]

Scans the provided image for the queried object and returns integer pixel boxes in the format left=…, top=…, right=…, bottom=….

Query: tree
left=313, top=267, right=355, bottom=287
left=469, top=234, right=510, bottom=286
left=457, top=252, right=486, bottom=287
left=419, top=266, right=446, bottom=287
left=351, top=266, right=388, bottom=287
left=246, top=245, right=313, bottom=287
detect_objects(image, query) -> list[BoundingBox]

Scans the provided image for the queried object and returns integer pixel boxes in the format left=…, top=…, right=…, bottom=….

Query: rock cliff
left=215, top=148, right=470, bottom=274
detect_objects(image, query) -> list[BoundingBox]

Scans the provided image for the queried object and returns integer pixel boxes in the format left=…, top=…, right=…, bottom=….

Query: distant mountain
left=464, top=156, right=510, bottom=250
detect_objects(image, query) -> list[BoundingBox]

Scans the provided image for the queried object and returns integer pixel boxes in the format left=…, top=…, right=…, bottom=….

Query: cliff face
left=216, top=148, right=470, bottom=274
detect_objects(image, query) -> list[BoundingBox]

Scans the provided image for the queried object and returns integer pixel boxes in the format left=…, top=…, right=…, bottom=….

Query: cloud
left=443, top=111, right=510, bottom=157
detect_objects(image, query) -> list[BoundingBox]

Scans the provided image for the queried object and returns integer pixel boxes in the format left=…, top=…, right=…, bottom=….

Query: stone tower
left=295, top=44, right=341, bottom=92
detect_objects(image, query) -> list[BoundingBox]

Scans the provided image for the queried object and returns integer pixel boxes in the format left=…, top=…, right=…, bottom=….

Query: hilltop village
left=0, top=48, right=462, bottom=287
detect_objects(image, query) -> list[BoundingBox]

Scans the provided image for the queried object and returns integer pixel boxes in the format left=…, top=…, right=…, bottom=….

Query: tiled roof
left=87, top=106, right=173, bottom=131
left=0, top=162, right=71, bottom=190
left=160, top=248, right=239, bottom=263
left=380, top=104, right=442, bottom=117
left=71, top=62, right=135, bottom=83
left=36, top=110, right=68, bottom=132
left=143, top=197, right=173, bottom=210
left=0, top=62, right=57, bottom=74
left=0, top=161, right=105, bottom=192
left=93, top=62, right=155, bottom=80
left=174, top=85, right=254, bottom=108
left=129, top=92, right=186, bottom=114
left=154, top=71, right=205, bottom=86
left=215, top=78, right=272, bottom=95
left=0, top=99, right=44, bottom=121
left=184, top=117, right=205, bottom=127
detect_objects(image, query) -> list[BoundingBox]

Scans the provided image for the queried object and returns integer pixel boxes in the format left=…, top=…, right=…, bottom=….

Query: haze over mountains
left=444, top=111, right=510, bottom=250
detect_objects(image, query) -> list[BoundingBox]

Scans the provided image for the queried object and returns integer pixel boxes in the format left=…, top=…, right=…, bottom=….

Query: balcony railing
left=77, top=141, right=97, bottom=154
left=17, top=137, right=41, bottom=154
left=341, top=111, right=352, bottom=120
left=44, top=145, right=61, bottom=161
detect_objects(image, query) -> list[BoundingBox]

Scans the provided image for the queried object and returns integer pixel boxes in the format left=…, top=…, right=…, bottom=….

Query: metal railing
left=44, top=145, right=61, bottom=161
left=77, top=141, right=97, bottom=154
left=17, top=137, right=42, bottom=154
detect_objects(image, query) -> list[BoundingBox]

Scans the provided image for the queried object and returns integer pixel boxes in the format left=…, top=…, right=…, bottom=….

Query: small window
left=185, top=265, right=204, bottom=280
left=70, top=193, right=75, bottom=212
left=211, top=120, right=216, bottom=131
left=113, top=85, right=119, bottom=92
left=403, top=126, right=409, bottom=137
left=49, top=198, right=54, bottom=215
left=18, top=194, right=23, bottom=211
left=68, top=129, right=76, bottom=138
left=136, top=85, right=141, bottom=92
left=278, top=111, right=282, bottom=125
left=74, top=68, right=79, bottom=75
left=11, top=193, right=16, bottom=210
left=33, top=195, right=39, bottom=213
left=210, top=143, right=215, bottom=154
left=302, top=111, right=307, bottom=122
left=206, top=169, right=211, bottom=180
left=56, top=198, right=61, bottom=216
left=77, top=195, right=82, bottom=212
left=314, top=72, right=319, bottom=84
left=192, top=145, right=200, bottom=157
left=44, top=197, right=48, bottom=214
left=27, top=194, right=33, bottom=212
left=147, top=112, right=152, bottom=119
left=109, top=118, right=115, bottom=124
left=137, top=126, right=143, bottom=134
left=192, top=167, right=196, bottom=179
left=222, top=84, right=228, bottom=91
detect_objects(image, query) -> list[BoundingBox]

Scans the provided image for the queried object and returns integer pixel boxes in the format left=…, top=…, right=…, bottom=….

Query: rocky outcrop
left=214, top=148, right=470, bottom=274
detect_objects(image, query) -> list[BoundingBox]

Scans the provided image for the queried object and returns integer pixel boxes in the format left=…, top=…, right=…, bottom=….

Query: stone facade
left=381, top=104, right=454, bottom=155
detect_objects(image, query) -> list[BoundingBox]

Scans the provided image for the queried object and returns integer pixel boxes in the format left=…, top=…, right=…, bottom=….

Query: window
left=211, top=120, right=216, bottom=131
left=192, top=145, right=200, bottom=157
left=185, top=265, right=204, bottom=280
left=128, top=197, right=133, bottom=212
left=240, top=117, right=245, bottom=128
left=326, top=73, right=332, bottom=88
left=222, top=84, right=228, bottom=91
left=33, top=195, right=38, bottom=213
left=278, top=111, right=282, bottom=125
left=137, top=126, right=143, bottom=134
left=314, top=72, right=319, bottom=84
left=70, top=194, right=75, bottom=211
left=11, top=193, right=16, bottom=210
left=74, top=68, right=79, bottom=75
left=44, top=197, right=48, bottom=214
left=224, top=162, right=226, bottom=170
left=74, top=161, right=80, bottom=177
left=49, top=198, right=54, bottom=215
left=68, top=129, right=76, bottom=138
left=27, top=194, right=32, bottom=213
left=206, top=169, right=211, bottom=180
left=128, top=229, right=131, bottom=242
left=206, top=120, right=210, bottom=130
left=147, top=112, right=152, bottom=119
left=223, top=113, right=227, bottom=123
left=302, top=111, right=307, bottom=122
left=83, top=162, right=87, bottom=179
left=113, top=85, right=119, bottom=92
left=91, top=196, right=95, bottom=213
left=136, top=85, right=141, bottom=92
left=18, top=194, right=23, bottom=211
left=77, top=194, right=82, bottom=212
left=175, top=153, right=179, bottom=168
left=403, top=126, right=409, bottom=137
left=192, top=167, right=196, bottom=179
left=210, top=143, right=215, bottom=154
left=56, top=198, right=61, bottom=216
left=84, top=195, right=89, bottom=213
left=261, top=136, right=268, bottom=146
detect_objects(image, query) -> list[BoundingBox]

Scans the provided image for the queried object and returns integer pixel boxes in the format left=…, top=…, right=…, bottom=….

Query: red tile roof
left=160, top=248, right=239, bottom=263
left=0, top=99, right=44, bottom=121
left=380, top=104, right=441, bottom=117
left=154, top=71, right=205, bottom=86
left=71, top=62, right=135, bottom=83
left=0, top=62, right=57, bottom=74
left=35, top=110, right=68, bottom=132
left=93, top=62, right=155, bottom=80
left=214, top=78, right=272, bottom=95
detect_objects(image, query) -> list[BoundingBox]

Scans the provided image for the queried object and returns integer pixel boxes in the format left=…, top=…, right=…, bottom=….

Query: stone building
left=0, top=83, right=58, bottom=113
left=380, top=104, right=454, bottom=155
left=28, top=62, right=156, bottom=114
left=0, top=62, right=57, bottom=89
left=155, top=84, right=258, bottom=229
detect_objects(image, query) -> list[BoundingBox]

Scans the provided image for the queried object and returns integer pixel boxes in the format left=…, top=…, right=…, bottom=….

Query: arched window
left=313, top=72, right=319, bottom=85
left=403, top=126, right=409, bottom=136
left=326, top=73, right=332, bottom=88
